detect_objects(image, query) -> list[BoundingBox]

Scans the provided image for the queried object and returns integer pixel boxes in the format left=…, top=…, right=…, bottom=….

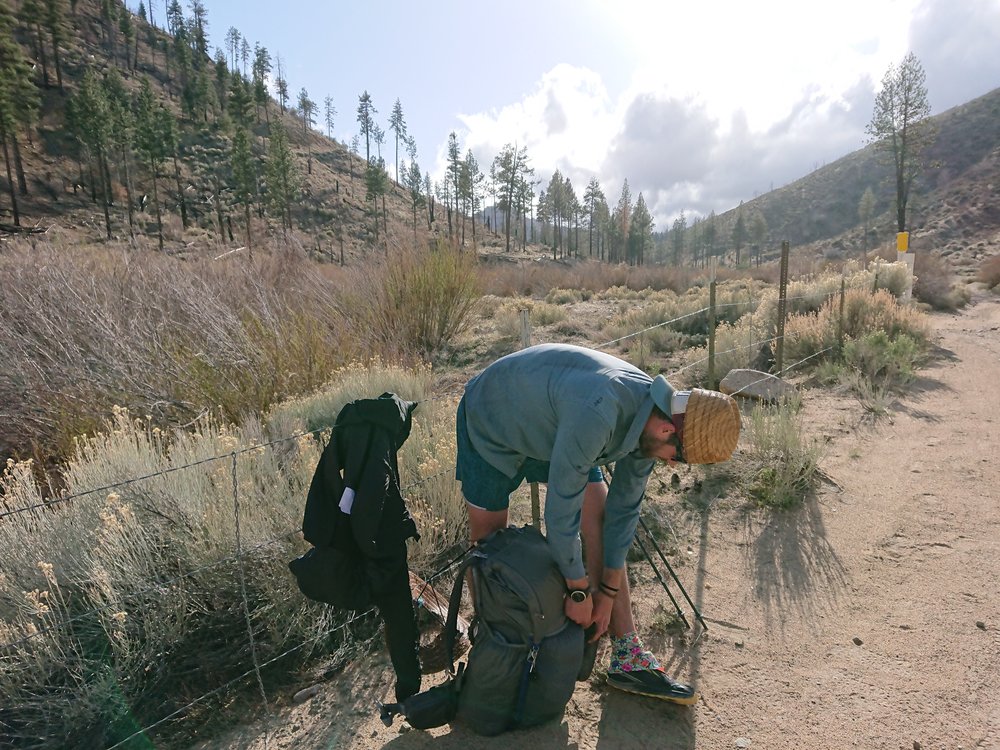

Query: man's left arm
left=602, top=453, right=656, bottom=571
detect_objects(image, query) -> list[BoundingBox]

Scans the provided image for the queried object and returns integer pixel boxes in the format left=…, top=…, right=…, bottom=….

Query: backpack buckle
left=527, top=643, right=540, bottom=673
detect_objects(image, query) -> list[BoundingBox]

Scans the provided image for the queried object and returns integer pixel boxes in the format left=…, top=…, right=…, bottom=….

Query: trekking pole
left=633, top=531, right=690, bottom=630
left=602, top=465, right=708, bottom=632
left=638, top=515, right=708, bottom=632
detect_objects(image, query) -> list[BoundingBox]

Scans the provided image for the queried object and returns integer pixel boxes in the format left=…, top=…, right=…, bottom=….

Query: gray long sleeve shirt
left=463, top=343, right=658, bottom=580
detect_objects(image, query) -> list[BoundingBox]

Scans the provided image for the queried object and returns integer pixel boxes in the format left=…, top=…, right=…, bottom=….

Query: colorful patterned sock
left=607, top=630, right=662, bottom=673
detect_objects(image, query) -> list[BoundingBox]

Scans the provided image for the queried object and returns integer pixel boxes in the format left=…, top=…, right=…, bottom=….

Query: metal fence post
left=776, top=240, right=790, bottom=374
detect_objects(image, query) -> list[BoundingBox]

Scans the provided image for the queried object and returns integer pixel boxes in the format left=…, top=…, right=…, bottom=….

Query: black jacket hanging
left=288, top=391, right=423, bottom=702
left=291, top=392, right=419, bottom=608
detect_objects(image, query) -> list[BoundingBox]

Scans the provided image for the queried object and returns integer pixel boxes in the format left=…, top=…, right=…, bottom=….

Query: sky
left=185, top=0, right=1000, bottom=229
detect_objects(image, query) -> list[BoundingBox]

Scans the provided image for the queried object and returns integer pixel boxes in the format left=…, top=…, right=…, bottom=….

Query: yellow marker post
left=896, top=231, right=914, bottom=300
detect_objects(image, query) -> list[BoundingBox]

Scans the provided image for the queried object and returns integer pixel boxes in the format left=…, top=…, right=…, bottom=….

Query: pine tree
left=627, top=194, right=653, bottom=266
left=19, top=0, right=49, bottom=88
left=583, top=177, right=604, bottom=258
left=356, top=90, right=375, bottom=163
left=671, top=212, right=687, bottom=266
left=866, top=52, right=936, bottom=233
left=251, top=44, right=271, bottom=122
left=364, top=157, right=388, bottom=240
left=297, top=87, right=315, bottom=173
left=388, top=98, right=406, bottom=183
left=68, top=68, right=114, bottom=238
left=0, top=0, right=39, bottom=225
left=103, top=68, right=137, bottom=237
left=491, top=143, right=530, bottom=253
left=133, top=76, right=171, bottom=249
left=224, top=26, right=240, bottom=69
left=323, top=95, right=336, bottom=138
left=43, top=0, right=68, bottom=90
left=731, top=202, right=747, bottom=265
left=274, top=54, right=288, bottom=113
left=460, top=149, right=483, bottom=248
left=265, top=119, right=298, bottom=231
left=230, top=125, right=256, bottom=251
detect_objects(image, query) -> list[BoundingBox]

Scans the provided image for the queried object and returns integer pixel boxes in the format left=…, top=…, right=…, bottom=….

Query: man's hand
left=589, top=590, right=614, bottom=640
left=564, top=592, right=593, bottom=627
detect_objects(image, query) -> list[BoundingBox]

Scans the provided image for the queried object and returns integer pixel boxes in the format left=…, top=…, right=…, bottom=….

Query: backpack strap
left=442, top=554, right=479, bottom=676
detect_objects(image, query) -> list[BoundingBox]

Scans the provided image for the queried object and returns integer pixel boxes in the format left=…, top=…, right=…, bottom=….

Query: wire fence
left=0, top=277, right=856, bottom=749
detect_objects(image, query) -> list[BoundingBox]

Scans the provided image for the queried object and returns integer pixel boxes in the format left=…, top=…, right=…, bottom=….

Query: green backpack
left=442, top=524, right=585, bottom=735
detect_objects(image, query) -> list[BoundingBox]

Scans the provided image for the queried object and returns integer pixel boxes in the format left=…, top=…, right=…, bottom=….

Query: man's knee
left=466, top=500, right=508, bottom=543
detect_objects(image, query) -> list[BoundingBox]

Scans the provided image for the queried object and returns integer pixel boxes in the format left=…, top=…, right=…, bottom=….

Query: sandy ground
left=208, top=293, right=1000, bottom=750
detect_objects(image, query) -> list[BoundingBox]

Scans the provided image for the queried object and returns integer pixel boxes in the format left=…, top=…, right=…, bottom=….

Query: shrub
left=733, top=399, right=824, bottom=509
left=842, top=331, right=923, bottom=386
left=0, top=242, right=353, bottom=465
left=337, top=242, right=482, bottom=359
left=545, top=287, right=583, bottom=304
left=976, top=254, right=1000, bottom=290
left=913, top=251, right=968, bottom=310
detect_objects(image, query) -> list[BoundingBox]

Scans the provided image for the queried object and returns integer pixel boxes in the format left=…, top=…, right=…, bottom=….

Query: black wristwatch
left=568, top=588, right=590, bottom=603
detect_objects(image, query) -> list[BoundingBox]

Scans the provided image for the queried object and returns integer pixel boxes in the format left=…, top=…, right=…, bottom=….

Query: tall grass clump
left=0, top=362, right=458, bottom=748
left=734, top=399, right=824, bottom=509
left=337, top=241, right=481, bottom=360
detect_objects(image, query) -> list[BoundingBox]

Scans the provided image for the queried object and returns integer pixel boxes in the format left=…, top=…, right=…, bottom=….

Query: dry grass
left=976, top=253, right=1000, bottom=290
left=0, top=239, right=357, bottom=466
left=913, top=251, right=969, bottom=310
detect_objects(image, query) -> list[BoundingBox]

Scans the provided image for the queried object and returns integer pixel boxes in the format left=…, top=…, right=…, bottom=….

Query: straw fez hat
left=651, top=376, right=741, bottom=464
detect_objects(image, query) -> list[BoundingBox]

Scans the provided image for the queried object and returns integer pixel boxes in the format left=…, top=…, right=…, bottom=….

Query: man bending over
left=455, top=343, right=740, bottom=703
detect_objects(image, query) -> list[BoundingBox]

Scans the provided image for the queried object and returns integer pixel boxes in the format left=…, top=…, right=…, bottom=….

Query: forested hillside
left=1, top=0, right=999, bottom=270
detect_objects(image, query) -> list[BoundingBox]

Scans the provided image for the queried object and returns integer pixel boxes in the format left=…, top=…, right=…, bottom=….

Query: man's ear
left=650, top=412, right=677, bottom=438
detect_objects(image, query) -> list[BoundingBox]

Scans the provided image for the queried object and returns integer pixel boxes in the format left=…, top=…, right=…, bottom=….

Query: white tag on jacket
left=339, top=487, right=356, bottom=514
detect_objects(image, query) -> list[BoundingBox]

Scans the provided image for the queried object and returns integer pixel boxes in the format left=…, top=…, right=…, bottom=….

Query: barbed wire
left=0, top=467, right=456, bottom=654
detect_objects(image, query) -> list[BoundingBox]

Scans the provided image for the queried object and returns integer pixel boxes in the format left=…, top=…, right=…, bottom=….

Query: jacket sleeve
left=544, top=411, right=615, bottom=581
left=301, top=433, right=346, bottom=547
left=602, top=452, right=655, bottom=570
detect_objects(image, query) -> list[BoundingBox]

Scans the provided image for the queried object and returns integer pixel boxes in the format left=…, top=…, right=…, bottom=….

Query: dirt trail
left=213, top=295, right=1000, bottom=750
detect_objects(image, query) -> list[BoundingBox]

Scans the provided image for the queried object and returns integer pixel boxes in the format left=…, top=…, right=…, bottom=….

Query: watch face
left=570, top=590, right=588, bottom=603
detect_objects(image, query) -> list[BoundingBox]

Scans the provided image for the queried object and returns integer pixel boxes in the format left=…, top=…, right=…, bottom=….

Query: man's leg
left=467, top=503, right=508, bottom=543
left=581, top=480, right=635, bottom=636
left=581, top=480, right=698, bottom=704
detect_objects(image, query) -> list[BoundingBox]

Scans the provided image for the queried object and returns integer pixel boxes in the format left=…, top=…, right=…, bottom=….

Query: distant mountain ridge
left=4, top=0, right=999, bottom=270
left=708, top=86, right=1000, bottom=269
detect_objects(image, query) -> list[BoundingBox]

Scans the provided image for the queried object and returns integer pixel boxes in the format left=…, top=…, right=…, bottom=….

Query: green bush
left=338, top=243, right=482, bottom=359
left=842, top=331, right=923, bottom=386
left=734, top=399, right=824, bottom=509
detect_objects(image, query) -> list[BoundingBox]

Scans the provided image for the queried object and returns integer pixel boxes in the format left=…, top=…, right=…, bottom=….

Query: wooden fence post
left=708, top=257, right=718, bottom=388
left=520, top=309, right=541, bottom=530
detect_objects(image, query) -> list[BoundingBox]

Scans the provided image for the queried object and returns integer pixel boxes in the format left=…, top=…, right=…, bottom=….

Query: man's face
left=638, top=414, right=682, bottom=464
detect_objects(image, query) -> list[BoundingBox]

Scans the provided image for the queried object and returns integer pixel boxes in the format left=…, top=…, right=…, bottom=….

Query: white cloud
left=437, top=0, right=999, bottom=230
